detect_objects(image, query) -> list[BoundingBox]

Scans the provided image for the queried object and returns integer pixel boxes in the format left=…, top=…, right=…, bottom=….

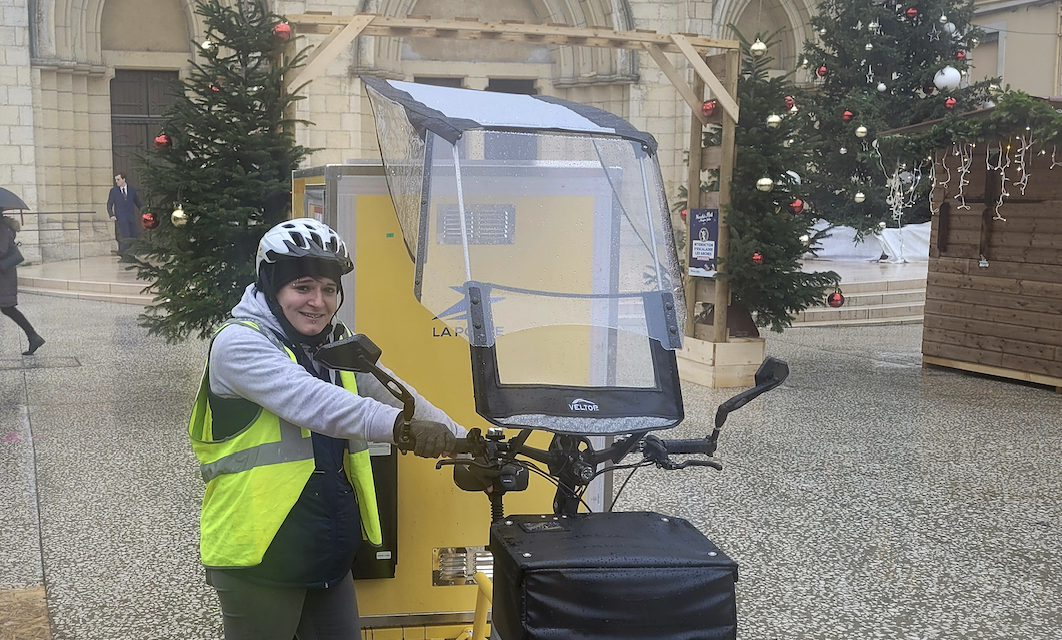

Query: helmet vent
left=309, top=232, right=323, bottom=249
left=288, top=231, right=307, bottom=248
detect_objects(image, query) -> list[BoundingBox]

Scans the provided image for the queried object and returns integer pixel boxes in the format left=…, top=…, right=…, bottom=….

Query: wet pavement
left=1, top=293, right=1060, bottom=639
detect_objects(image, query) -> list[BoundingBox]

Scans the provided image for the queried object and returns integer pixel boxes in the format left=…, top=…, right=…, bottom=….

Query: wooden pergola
left=281, top=14, right=740, bottom=344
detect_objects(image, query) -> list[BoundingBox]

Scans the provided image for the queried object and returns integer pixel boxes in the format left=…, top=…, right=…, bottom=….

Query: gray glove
left=404, top=419, right=457, bottom=458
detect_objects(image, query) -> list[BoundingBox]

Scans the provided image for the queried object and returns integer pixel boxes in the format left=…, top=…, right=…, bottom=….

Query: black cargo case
left=489, top=511, right=738, bottom=640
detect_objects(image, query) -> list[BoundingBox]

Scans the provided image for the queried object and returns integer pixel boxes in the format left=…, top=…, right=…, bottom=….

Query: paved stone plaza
left=1, top=292, right=1060, bottom=640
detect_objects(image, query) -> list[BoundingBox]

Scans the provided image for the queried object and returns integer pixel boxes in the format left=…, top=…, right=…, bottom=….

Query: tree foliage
left=135, top=0, right=310, bottom=342
left=722, top=32, right=840, bottom=332
left=678, top=32, right=840, bottom=333
left=801, top=0, right=995, bottom=232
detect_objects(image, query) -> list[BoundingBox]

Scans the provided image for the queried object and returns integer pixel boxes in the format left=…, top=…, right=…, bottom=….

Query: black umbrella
left=0, top=187, right=29, bottom=211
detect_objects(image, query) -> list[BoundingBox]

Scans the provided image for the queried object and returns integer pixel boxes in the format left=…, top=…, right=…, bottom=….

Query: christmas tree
left=135, top=0, right=309, bottom=342
left=678, top=32, right=841, bottom=333
left=722, top=32, right=840, bottom=332
left=801, top=0, right=994, bottom=233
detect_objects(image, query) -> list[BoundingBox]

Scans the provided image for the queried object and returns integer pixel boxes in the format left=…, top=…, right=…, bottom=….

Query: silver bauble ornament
left=750, top=39, right=768, bottom=57
left=756, top=177, right=774, bottom=192
left=877, top=82, right=887, bottom=92
left=171, top=205, right=188, bottom=227
left=839, top=147, right=848, bottom=155
left=819, top=27, right=827, bottom=36
left=865, top=42, right=874, bottom=51
left=939, top=14, right=948, bottom=23
left=766, top=114, right=783, bottom=128
left=854, top=192, right=866, bottom=203
left=944, top=22, right=957, bottom=34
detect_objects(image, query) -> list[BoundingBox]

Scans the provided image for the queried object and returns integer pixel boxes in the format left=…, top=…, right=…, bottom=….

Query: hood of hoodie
left=1, top=215, right=20, bottom=234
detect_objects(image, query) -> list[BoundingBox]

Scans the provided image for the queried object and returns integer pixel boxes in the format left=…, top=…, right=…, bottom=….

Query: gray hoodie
left=209, top=284, right=465, bottom=443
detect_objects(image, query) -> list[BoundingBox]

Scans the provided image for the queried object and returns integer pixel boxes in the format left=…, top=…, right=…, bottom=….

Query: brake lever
left=664, top=458, right=723, bottom=471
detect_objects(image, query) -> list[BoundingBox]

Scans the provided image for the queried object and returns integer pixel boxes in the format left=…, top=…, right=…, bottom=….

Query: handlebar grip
left=450, top=437, right=478, bottom=455
left=659, top=438, right=715, bottom=455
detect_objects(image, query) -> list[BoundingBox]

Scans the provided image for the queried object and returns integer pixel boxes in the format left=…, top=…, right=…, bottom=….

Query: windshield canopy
left=365, top=77, right=685, bottom=435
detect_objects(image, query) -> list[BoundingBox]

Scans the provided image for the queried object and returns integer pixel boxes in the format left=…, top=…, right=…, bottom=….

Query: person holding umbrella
left=0, top=194, right=45, bottom=355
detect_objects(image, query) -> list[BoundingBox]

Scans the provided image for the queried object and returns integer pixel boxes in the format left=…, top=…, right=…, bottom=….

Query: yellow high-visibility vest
left=188, top=319, right=383, bottom=568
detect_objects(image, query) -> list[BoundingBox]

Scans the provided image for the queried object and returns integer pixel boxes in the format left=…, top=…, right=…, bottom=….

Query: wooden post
left=684, top=70, right=706, bottom=338
left=711, top=48, right=740, bottom=344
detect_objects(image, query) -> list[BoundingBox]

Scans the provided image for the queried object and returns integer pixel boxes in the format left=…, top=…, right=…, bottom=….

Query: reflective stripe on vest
left=188, top=319, right=383, bottom=569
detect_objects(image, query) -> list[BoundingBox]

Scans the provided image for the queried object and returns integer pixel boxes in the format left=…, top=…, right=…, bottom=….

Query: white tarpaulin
left=805, top=220, right=930, bottom=262
left=877, top=222, right=931, bottom=263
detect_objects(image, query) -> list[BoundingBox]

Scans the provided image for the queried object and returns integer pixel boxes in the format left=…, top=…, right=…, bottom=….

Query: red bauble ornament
left=956, top=50, right=967, bottom=60
left=945, top=97, right=957, bottom=109
left=905, top=7, right=918, bottom=19
left=789, top=199, right=804, bottom=214
left=680, top=208, right=688, bottom=222
left=784, top=95, right=796, bottom=109
left=842, top=109, right=854, bottom=121
left=751, top=252, right=764, bottom=265
left=141, top=212, right=159, bottom=230
left=154, top=132, right=171, bottom=149
left=827, top=291, right=845, bottom=308
left=701, top=100, right=717, bottom=117
left=210, top=83, right=220, bottom=92
left=817, top=65, right=829, bottom=77
left=273, top=22, right=292, bottom=41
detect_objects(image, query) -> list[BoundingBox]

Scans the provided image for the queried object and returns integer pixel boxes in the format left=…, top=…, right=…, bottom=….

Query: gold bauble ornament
left=855, top=126, right=868, bottom=138
left=171, top=205, right=188, bottom=227
left=750, top=39, right=768, bottom=57
left=854, top=192, right=866, bottom=203
left=756, top=177, right=774, bottom=192
left=766, top=114, right=783, bottom=129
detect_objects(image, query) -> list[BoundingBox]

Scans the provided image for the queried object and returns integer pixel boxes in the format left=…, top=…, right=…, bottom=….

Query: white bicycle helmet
left=256, top=218, right=353, bottom=275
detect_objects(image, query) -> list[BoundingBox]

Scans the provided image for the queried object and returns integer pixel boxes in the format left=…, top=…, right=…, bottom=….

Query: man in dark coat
left=106, top=173, right=143, bottom=260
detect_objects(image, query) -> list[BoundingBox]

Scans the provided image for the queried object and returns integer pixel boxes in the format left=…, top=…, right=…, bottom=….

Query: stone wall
left=0, top=0, right=40, bottom=261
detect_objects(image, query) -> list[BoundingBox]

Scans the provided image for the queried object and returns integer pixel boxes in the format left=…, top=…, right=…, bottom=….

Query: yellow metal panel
left=351, top=194, right=556, bottom=619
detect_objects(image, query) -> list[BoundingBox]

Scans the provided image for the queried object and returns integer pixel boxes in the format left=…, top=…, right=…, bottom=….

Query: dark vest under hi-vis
left=188, top=319, right=382, bottom=568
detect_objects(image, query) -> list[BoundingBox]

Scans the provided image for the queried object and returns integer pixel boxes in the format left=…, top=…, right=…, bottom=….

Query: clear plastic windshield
left=367, top=85, right=686, bottom=431
left=389, top=128, right=684, bottom=351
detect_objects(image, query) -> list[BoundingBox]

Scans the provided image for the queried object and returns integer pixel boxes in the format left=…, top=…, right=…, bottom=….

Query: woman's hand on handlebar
left=405, top=419, right=458, bottom=458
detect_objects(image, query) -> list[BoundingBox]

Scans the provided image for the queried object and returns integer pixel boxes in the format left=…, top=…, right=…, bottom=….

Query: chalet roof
left=880, top=96, right=1062, bottom=137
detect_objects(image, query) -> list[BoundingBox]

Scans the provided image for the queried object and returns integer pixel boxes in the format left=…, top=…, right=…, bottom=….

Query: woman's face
left=276, top=276, right=339, bottom=336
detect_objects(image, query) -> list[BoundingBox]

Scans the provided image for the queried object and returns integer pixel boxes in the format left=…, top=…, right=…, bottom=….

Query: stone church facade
left=0, top=0, right=814, bottom=261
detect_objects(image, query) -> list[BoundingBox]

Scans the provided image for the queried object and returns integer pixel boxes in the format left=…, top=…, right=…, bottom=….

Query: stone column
left=0, top=0, right=41, bottom=261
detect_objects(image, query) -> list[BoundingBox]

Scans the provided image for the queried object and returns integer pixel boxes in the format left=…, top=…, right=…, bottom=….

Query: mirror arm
left=358, top=356, right=416, bottom=451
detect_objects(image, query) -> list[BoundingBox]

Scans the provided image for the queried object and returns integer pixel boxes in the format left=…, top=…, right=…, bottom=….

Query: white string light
left=1051, top=145, right=1062, bottom=170
left=987, top=141, right=1011, bottom=222
left=954, top=143, right=974, bottom=210
left=1013, top=133, right=1033, bottom=195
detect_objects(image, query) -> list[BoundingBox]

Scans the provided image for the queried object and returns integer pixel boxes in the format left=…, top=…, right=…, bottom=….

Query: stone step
left=825, top=288, right=926, bottom=308
left=21, top=286, right=155, bottom=306
left=18, top=275, right=148, bottom=297
left=794, top=315, right=925, bottom=328
left=834, top=277, right=927, bottom=294
left=796, top=301, right=925, bottom=324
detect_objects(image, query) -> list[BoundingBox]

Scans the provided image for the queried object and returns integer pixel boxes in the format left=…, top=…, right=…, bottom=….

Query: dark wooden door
left=110, top=70, right=180, bottom=191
